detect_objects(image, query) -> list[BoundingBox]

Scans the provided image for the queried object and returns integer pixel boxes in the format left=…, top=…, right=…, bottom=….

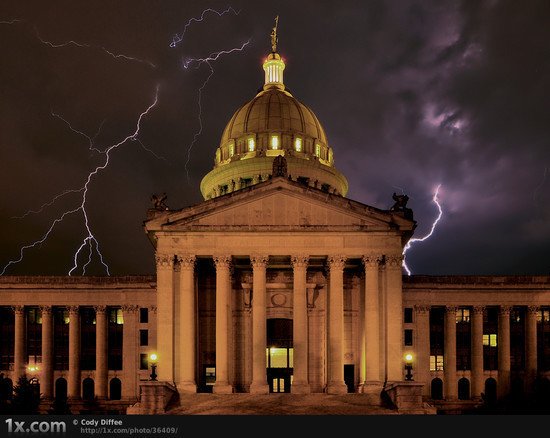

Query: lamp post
left=149, top=353, right=158, bottom=381
left=404, top=353, right=414, bottom=381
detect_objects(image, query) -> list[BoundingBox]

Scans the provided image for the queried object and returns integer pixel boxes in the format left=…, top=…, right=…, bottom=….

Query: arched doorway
left=82, top=378, right=94, bottom=401
left=431, top=378, right=443, bottom=400
left=55, top=378, right=67, bottom=402
left=458, top=377, right=470, bottom=400
left=28, top=378, right=40, bottom=400
left=267, top=318, right=293, bottom=393
left=109, top=378, right=121, bottom=400
left=485, top=378, right=497, bottom=404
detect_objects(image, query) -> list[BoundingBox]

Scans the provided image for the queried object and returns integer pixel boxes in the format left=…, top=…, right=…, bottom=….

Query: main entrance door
left=267, top=319, right=293, bottom=393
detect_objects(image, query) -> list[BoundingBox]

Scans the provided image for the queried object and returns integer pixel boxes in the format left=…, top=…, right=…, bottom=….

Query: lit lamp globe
left=149, top=353, right=158, bottom=381
left=404, top=353, right=414, bottom=381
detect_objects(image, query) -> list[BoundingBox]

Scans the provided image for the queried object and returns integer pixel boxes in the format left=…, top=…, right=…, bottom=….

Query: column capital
left=250, top=254, right=269, bottom=268
left=414, top=305, right=430, bottom=314
left=445, top=305, right=458, bottom=314
left=122, top=304, right=140, bottom=314
left=385, top=254, right=403, bottom=269
left=150, top=305, right=157, bottom=314
left=527, top=305, right=539, bottom=315
left=11, top=305, right=25, bottom=314
left=327, top=254, right=347, bottom=270
left=177, top=254, right=196, bottom=269
left=291, top=255, right=309, bottom=268
left=93, top=305, right=107, bottom=314
left=472, top=305, right=485, bottom=315
left=362, top=254, right=382, bottom=268
left=156, top=253, right=175, bottom=269
left=39, top=305, right=52, bottom=315
left=68, top=305, right=80, bottom=315
left=213, top=254, right=232, bottom=269
left=499, top=305, right=512, bottom=316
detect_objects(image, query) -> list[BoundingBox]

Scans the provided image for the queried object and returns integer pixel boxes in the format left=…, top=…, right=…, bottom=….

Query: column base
left=177, top=382, right=197, bottom=394
left=359, top=381, right=383, bottom=394
left=327, top=381, right=348, bottom=394
left=291, top=382, right=311, bottom=394
left=249, top=382, right=269, bottom=394
left=213, top=382, right=233, bottom=394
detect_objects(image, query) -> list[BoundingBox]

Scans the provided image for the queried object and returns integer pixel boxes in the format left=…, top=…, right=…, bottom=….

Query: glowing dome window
left=315, top=144, right=321, bottom=157
left=271, top=135, right=279, bottom=150
left=295, top=137, right=302, bottom=152
left=229, top=143, right=235, bottom=157
left=247, top=137, right=255, bottom=152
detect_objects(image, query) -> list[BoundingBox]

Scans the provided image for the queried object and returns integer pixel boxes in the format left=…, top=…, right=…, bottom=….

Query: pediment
left=145, top=178, right=414, bottom=232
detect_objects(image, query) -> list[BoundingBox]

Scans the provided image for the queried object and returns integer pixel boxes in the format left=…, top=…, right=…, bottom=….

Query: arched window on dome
left=228, top=143, right=235, bottom=158
left=315, top=144, right=321, bottom=157
left=271, top=135, right=279, bottom=150
left=247, top=137, right=255, bottom=152
left=294, top=137, right=302, bottom=152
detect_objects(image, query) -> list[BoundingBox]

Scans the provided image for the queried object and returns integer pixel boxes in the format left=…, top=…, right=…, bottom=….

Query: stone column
left=497, top=305, right=511, bottom=398
left=155, top=253, right=175, bottom=382
left=250, top=255, right=269, bottom=394
left=291, top=255, right=310, bottom=394
left=414, top=305, right=430, bottom=395
left=94, top=305, right=108, bottom=399
left=122, top=305, right=139, bottom=399
left=385, top=254, right=404, bottom=382
left=327, top=255, right=347, bottom=394
left=471, top=306, right=485, bottom=399
left=177, top=254, right=197, bottom=393
left=213, top=255, right=233, bottom=393
left=444, top=306, right=457, bottom=400
left=13, top=306, right=25, bottom=383
left=525, top=306, right=538, bottom=394
left=40, top=306, right=53, bottom=399
left=68, top=306, right=81, bottom=399
left=362, top=255, right=382, bottom=391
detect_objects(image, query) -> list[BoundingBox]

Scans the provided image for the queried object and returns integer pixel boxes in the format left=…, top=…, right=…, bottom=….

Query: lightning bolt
left=0, top=19, right=20, bottom=24
left=402, top=184, right=443, bottom=276
left=181, top=40, right=250, bottom=182
left=33, top=27, right=156, bottom=68
left=169, top=7, right=240, bottom=48
left=51, top=111, right=106, bottom=154
left=1, top=86, right=160, bottom=276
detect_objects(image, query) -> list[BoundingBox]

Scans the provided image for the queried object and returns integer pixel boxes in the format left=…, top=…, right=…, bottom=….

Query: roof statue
left=151, top=193, right=168, bottom=211
left=271, top=15, right=279, bottom=52
left=390, top=192, right=413, bottom=220
left=272, top=155, right=288, bottom=177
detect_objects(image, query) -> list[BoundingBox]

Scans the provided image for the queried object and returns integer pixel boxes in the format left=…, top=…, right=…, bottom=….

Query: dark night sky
left=0, top=0, right=549, bottom=277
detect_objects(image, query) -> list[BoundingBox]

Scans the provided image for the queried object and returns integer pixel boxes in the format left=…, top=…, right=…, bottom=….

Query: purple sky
left=0, top=0, right=549, bottom=276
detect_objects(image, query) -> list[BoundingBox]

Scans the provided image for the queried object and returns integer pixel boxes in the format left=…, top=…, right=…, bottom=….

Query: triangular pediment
left=145, top=177, right=415, bottom=233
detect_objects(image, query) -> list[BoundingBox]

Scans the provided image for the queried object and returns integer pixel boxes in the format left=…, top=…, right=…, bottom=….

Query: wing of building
left=1, top=37, right=549, bottom=415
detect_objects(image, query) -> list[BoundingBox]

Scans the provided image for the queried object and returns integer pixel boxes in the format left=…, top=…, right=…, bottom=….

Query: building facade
left=1, top=42, right=549, bottom=414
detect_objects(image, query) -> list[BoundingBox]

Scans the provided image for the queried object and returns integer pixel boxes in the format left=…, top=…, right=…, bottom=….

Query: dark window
left=404, top=308, right=413, bottom=324
left=404, top=329, right=413, bottom=346
left=431, top=378, right=443, bottom=400
left=456, top=307, right=471, bottom=370
left=139, top=308, right=148, bottom=324
left=26, top=307, right=42, bottom=366
left=140, top=354, right=148, bottom=370
left=483, top=307, right=498, bottom=371
left=0, top=307, right=15, bottom=371
left=80, top=308, right=96, bottom=370
left=55, top=378, right=67, bottom=402
left=108, top=308, right=123, bottom=370
left=430, top=307, right=444, bottom=356
left=458, top=377, right=470, bottom=400
left=109, top=378, right=121, bottom=400
left=53, top=308, right=69, bottom=371
left=485, top=378, right=497, bottom=404
left=82, top=377, right=94, bottom=401
left=140, top=330, right=148, bottom=346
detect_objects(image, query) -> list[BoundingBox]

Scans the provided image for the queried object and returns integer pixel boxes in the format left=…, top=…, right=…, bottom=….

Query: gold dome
left=200, top=45, right=348, bottom=200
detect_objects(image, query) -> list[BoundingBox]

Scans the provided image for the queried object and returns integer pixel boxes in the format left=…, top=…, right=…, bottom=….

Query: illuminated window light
left=247, top=138, right=255, bottom=152
left=315, top=144, right=321, bottom=157
left=228, top=143, right=235, bottom=157
left=271, top=135, right=279, bottom=150
left=295, top=137, right=302, bottom=152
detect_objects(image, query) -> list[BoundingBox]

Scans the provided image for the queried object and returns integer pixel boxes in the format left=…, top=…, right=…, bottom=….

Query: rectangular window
left=294, top=137, right=302, bottom=152
left=537, top=309, right=550, bottom=322
left=139, top=308, right=148, bottom=324
left=80, top=307, right=96, bottom=370
left=140, top=329, right=148, bottom=346
left=429, top=355, right=444, bottom=371
left=53, top=308, right=69, bottom=371
left=271, top=135, right=279, bottom=150
left=0, top=307, right=14, bottom=371
left=140, top=353, right=148, bottom=370
left=483, top=334, right=498, bottom=347
left=404, top=308, right=413, bottom=324
left=205, top=367, right=216, bottom=386
left=456, top=308, right=470, bottom=323
left=108, top=308, right=123, bottom=370
left=247, top=137, right=255, bottom=152
left=404, top=329, right=413, bottom=346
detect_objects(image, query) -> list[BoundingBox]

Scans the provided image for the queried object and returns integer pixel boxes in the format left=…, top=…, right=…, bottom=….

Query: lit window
left=483, top=334, right=497, bottom=347
left=537, top=310, right=550, bottom=322
left=294, top=137, right=302, bottom=152
left=109, top=308, right=124, bottom=325
left=456, top=308, right=470, bottom=323
left=247, top=137, right=255, bottom=152
left=429, top=355, right=444, bottom=371
left=205, top=367, right=216, bottom=386
left=271, top=135, right=279, bottom=150
left=315, top=144, right=321, bottom=157
left=216, top=149, right=221, bottom=163
left=228, top=143, right=235, bottom=157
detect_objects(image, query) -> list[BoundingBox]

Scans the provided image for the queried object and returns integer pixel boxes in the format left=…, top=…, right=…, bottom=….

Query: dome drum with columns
left=200, top=42, right=348, bottom=200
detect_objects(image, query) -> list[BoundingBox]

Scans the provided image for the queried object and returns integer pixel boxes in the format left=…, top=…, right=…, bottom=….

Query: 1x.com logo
left=5, top=419, right=67, bottom=433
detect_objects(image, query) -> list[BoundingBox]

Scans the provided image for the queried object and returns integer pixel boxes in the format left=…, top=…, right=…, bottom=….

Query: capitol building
left=1, top=33, right=549, bottom=415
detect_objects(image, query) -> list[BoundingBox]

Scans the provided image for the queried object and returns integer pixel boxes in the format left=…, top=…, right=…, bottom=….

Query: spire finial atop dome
left=270, top=15, right=279, bottom=53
